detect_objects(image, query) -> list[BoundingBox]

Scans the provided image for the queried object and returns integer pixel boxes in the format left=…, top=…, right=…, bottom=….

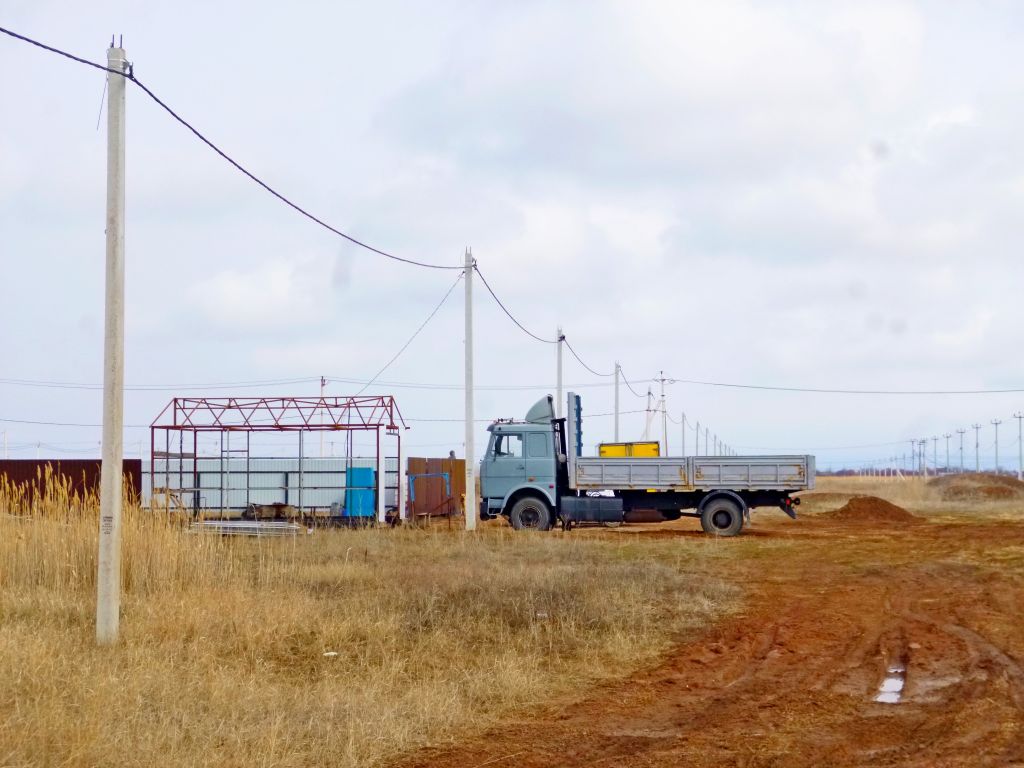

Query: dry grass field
left=3, top=471, right=1024, bottom=767
left=0, top=469, right=731, bottom=768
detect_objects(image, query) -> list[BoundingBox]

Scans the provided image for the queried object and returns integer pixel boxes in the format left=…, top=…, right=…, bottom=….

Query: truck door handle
left=516, top=464, right=525, bottom=470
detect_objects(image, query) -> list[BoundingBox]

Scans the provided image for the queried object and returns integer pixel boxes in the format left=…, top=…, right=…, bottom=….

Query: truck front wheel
left=700, top=497, right=744, bottom=537
left=509, top=496, right=553, bottom=531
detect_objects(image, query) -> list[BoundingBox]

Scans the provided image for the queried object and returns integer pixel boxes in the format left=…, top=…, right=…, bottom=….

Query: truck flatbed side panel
left=691, top=456, right=811, bottom=489
left=576, top=458, right=691, bottom=490
left=574, top=455, right=814, bottom=491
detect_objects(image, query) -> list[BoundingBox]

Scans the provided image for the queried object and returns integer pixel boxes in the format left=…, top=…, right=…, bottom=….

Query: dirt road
left=404, top=503, right=1024, bottom=767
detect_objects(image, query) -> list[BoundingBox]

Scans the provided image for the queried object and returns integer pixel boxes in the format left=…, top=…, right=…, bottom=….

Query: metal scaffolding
left=149, top=396, right=406, bottom=521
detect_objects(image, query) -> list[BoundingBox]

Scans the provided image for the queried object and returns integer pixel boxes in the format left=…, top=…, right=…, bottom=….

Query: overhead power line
left=355, top=272, right=463, bottom=395
left=0, top=25, right=462, bottom=272
left=0, top=376, right=320, bottom=391
left=473, top=265, right=558, bottom=344
left=669, top=377, right=1024, bottom=396
left=563, top=338, right=614, bottom=377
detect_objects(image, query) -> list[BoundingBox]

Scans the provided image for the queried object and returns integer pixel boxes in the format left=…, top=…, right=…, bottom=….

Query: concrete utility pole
left=919, top=439, right=928, bottom=478
left=555, top=327, right=564, bottom=420
left=992, top=419, right=1002, bottom=474
left=96, top=41, right=128, bottom=646
left=1014, top=412, right=1024, bottom=482
left=943, top=433, right=951, bottom=474
left=695, top=420, right=700, bottom=456
left=613, top=362, right=621, bottom=442
left=681, top=412, right=686, bottom=456
left=705, top=426, right=710, bottom=455
left=464, top=248, right=476, bottom=531
left=957, top=428, right=966, bottom=473
left=932, top=436, right=938, bottom=476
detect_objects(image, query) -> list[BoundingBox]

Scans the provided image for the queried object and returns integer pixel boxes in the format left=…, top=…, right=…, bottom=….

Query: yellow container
left=598, top=441, right=661, bottom=458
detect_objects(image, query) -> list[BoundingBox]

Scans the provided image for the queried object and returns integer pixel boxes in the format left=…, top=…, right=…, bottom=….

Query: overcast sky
left=2, top=0, right=1023, bottom=469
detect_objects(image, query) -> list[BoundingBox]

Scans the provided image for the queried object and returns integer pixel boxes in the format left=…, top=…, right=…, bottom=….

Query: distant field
left=0, top=472, right=731, bottom=768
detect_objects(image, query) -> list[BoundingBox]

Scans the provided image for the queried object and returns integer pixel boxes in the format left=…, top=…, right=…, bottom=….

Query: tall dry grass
left=0, top=473, right=730, bottom=768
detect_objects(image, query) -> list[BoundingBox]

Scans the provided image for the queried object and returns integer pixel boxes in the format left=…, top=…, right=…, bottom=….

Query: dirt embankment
left=928, top=472, right=1024, bottom=501
left=818, top=495, right=919, bottom=524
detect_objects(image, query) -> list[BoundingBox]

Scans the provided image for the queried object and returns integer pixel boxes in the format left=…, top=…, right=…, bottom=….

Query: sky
left=2, top=0, right=1024, bottom=470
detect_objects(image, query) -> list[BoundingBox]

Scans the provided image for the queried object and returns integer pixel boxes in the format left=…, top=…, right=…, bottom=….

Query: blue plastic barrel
left=344, top=467, right=376, bottom=517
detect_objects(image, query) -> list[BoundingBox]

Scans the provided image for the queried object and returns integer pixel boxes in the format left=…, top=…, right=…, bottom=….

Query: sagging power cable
left=355, top=273, right=464, bottom=395
left=0, top=25, right=463, bottom=272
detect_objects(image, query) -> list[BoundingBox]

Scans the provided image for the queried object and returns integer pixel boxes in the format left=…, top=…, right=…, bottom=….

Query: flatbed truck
left=479, top=393, right=814, bottom=536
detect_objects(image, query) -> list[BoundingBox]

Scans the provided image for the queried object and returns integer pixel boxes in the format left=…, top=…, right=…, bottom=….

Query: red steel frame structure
left=150, top=396, right=406, bottom=517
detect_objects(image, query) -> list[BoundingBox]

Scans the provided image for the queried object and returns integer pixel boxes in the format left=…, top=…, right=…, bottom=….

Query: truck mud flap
left=781, top=496, right=800, bottom=519
left=560, top=496, right=624, bottom=530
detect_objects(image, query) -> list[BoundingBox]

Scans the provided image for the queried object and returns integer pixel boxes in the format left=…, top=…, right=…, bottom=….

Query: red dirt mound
left=928, top=473, right=1024, bottom=501
left=819, top=495, right=918, bottom=524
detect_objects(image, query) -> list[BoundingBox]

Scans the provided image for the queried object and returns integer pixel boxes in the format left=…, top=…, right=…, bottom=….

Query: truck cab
left=479, top=396, right=564, bottom=530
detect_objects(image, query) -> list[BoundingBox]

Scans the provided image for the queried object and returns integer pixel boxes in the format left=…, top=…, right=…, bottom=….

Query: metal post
left=957, top=428, right=966, bottom=473
left=398, top=430, right=407, bottom=521
left=375, top=426, right=385, bottom=524
left=556, top=327, right=564, bottom=421
left=992, top=419, right=1002, bottom=473
left=298, top=430, right=304, bottom=514
left=464, top=248, right=477, bottom=531
left=1015, top=413, right=1024, bottom=482
left=614, top=362, right=621, bottom=442
left=96, top=42, right=127, bottom=646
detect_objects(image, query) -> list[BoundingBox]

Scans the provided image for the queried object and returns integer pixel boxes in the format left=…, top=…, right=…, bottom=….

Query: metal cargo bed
left=571, top=455, right=815, bottom=492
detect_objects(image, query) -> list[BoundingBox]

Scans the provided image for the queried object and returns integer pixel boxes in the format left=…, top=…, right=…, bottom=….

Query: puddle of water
left=874, top=665, right=907, bottom=704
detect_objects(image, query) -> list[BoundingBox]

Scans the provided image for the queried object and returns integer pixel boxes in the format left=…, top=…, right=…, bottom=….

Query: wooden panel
left=407, top=457, right=465, bottom=517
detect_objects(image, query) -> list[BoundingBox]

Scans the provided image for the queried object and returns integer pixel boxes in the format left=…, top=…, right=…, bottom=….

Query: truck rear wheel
left=700, top=497, right=744, bottom=537
left=509, top=496, right=552, bottom=531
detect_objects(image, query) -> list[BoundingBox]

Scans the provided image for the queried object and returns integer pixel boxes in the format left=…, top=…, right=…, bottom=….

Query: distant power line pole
left=614, top=362, right=621, bottom=442
left=658, top=371, right=669, bottom=455
left=705, top=426, right=710, bottom=456
left=992, top=419, right=1003, bottom=474
left=956, top=428, right=966, bottom=473
left=555, top=327, right=564, bottom=420
left=680, top=412, right=686, bottom=457
left=1015, top=412, right=1024, bottom=482
left=920, top=439, right=928, bottom=478
left=932, top=436, right=938, bottom=475
left=695, top=420, right=701, bottom=456
left=972, top=424, right=981, bottom=472
left=97, top=41, right=128, bottom=646
left=943, top=433, right=951, bottom=473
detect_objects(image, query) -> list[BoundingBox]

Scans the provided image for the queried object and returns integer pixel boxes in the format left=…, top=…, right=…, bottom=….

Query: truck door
left=485, top=431, right=527, bottom=501
left=524, top=432, right=555, bottom=488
